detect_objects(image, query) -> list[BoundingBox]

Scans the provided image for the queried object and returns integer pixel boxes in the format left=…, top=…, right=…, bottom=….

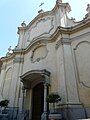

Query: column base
left=48, top=113, right=63, bottom=120
left=41, top=112, right=48, bottom=120
left=56, top=103, right=88, bottom=120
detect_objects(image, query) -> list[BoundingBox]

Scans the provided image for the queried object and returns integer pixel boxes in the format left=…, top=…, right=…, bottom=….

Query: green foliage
left=46, top=93, right=61, bottom=103
left=0, top=99, right=9, bottom=108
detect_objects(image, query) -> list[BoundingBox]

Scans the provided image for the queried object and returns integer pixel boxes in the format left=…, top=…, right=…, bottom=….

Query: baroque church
left=0, top=0, right=90, bottom=120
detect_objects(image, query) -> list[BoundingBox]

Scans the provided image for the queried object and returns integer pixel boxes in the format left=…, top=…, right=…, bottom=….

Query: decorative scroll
left=27, top=17, right=54, bottom=42
left=31, top=45, right=48, bottom=63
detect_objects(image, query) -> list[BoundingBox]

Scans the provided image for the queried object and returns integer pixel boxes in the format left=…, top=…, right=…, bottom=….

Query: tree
left=46, top=93, right=61, bottom=113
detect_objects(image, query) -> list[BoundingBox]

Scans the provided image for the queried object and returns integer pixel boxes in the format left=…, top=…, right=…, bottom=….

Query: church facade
left=0, top=0, right=90, bottom=120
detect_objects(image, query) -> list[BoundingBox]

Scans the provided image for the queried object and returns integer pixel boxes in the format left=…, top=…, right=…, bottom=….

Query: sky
left=0, top=0, right=89, bottom=57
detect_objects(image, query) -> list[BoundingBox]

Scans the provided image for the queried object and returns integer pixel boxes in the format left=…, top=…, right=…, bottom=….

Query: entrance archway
left=20, top=69, right=50, bottom=120
left=32, top=83, right=44, bottom=120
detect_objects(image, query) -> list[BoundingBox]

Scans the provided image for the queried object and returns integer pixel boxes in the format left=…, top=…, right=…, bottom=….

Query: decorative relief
left=74, top=41, right=90, bottom=88
left=31, top=45, right=48, bottom=63
left=27, top=17, right=54, bottom=42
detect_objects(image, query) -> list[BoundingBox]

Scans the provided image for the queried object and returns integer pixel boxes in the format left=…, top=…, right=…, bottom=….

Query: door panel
left=32, top=83, right=44, bottom=120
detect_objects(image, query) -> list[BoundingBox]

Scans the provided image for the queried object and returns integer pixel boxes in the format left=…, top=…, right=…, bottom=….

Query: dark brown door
left=32, top=83, right=44, bottom=120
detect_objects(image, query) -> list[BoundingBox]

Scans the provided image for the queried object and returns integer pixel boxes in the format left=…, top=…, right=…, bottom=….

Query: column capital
left=41, top=69, right=50, bottom=77
left=22, top=86, right=25, bottom=93
left=55, top=38, right=71, bottom=50
left=42, top=74, right=50, bottom=85
left=61, top=38, right=71, bottom=45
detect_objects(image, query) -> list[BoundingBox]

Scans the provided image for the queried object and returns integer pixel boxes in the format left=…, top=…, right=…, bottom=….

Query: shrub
left=46, top=93, right=61, bottom=113
left=0, top=99, right=9, bottom=109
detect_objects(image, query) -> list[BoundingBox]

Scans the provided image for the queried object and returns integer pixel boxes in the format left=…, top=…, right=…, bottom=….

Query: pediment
left=27, top=16, right=54, bottom=43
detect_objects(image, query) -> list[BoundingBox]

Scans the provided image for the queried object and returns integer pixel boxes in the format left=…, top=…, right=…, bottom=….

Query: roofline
left=1, top=18, right=90, bottom=62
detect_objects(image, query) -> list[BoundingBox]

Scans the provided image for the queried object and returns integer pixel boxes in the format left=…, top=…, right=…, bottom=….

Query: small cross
left=39, top=2, right=44, bottom=7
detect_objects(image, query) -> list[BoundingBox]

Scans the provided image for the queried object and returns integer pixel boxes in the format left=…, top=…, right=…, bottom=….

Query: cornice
left=13, top=57, right=24, bottom=63
left=1, top=53, right=15, bottom=62
left=1, top=64, right=7, bottom=70
left=13, top=29, right=60, bottom=55
left=26, top=11, right=54, bottom=31
left=21, top=69, right=50, bottom=80
left=27, top=17, right=54, bottom=42
left=1, top=18, right=90, bottom=62
left=23, top=27, right=61, bottom=54
left=17, top=10, right=55, bottom=34
left=17, top=27, right=26, bottom=34
left=17, top=1, right=71, bottom=34
left=70, top=18, right=90, bottom=34
left=15, top=19, right=90, bottom=54
left=26, top=2, right=71, bottom=31
left=0, top=49, right=24, bottom=62
left=55, top=38, right=71, bottom=49
left=24, top=37, right=49, bottom=54
left=17, top=14, right=90, bottom=36
left=57, top=18, right=90, bottom=34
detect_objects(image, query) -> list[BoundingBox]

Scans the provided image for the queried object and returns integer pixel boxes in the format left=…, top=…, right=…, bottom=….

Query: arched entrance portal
left=32, top=83, right=44, bottom=120
left=20, top=69, right=50, bottom=120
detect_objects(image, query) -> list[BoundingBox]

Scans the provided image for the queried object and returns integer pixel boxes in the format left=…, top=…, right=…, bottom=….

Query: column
left=43, top=83, right=48, bottom=120
left=22, top=86, right=25, bottom=113
left=42, top=75, right=50, bottom=120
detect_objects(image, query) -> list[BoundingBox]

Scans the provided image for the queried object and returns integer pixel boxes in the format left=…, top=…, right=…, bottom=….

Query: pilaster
left=17, top=22, right=26, bottom=49
left=9, top=55, right=24, bottom=107
left=62, top=38, right=79, bottom=103
left=0, top=64, right=7, bottom=96
left=56, top=38, right=67, bottom=103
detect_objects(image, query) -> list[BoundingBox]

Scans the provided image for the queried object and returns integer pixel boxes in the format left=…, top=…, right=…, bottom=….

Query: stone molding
left=27, top=17, right=54, bottom=42
left=73, top=41, right=90, bottom=88
left=71, top=32, right=90, bottom=42
left=55, top=31, right=90, bottom=50
left=21, top=69, right=50, bottom=80
left=20, top=69, right=50, bottom=89
left=30, top=44, right=48, bottom=63
left=1, top=63, right=12, bottom=70
left=13, top=57, right=24, bottom=63
left=57, top=102, right=83, bottom=108
left=55, top=38, right=71, bottom=49
left=1, top=64, right=7, bottom=70
left=1, top=20, right=90, bottom=63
